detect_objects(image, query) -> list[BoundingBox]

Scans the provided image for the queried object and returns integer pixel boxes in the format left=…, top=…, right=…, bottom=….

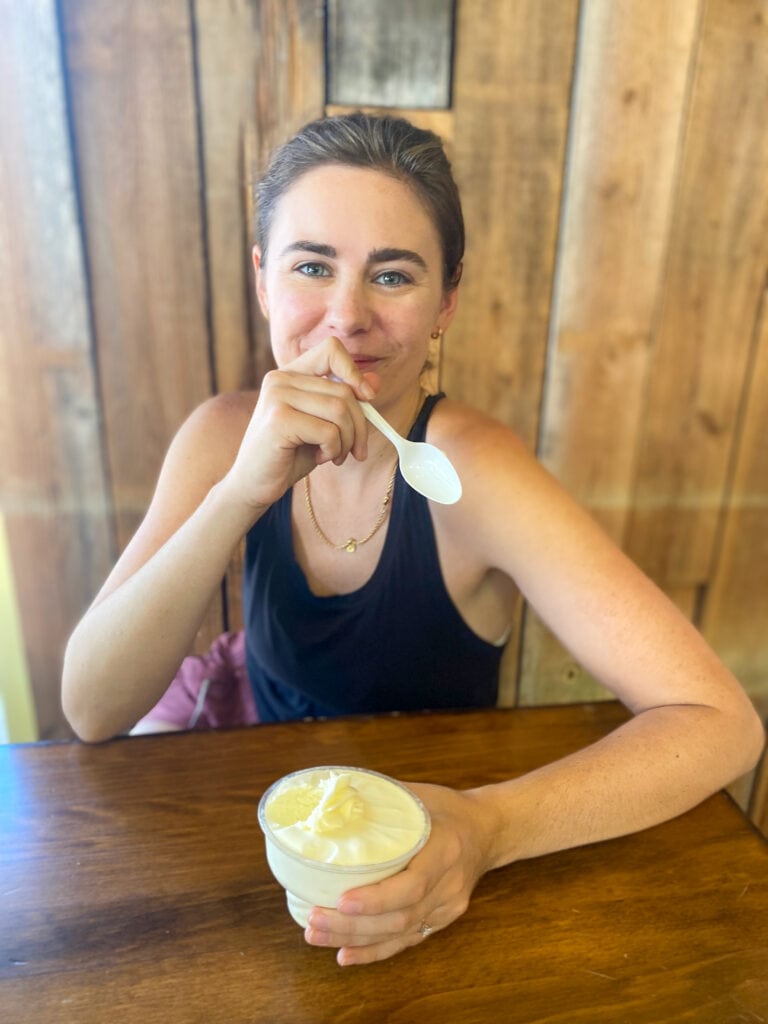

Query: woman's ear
left=252, top=245, right=269, bottom=320
left=438, top=273, right=460, bottom=332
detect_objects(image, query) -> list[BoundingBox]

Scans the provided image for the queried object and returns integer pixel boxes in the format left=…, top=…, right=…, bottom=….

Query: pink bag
left=134, top=631, right=257, bottom=732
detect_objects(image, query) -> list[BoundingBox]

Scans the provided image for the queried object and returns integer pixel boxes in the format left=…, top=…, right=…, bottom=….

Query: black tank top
left=242, top=393, right=504, bottom=722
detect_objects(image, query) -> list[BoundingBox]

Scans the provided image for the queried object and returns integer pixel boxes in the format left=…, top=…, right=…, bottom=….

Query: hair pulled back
left=256, top=112, right=464, bottom=290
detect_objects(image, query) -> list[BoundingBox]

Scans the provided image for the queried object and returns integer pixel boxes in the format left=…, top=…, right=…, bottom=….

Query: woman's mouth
left=352, top=356, right=380, bottom=370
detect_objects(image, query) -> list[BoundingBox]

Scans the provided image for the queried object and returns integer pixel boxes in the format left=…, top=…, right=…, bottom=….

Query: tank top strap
left=409, top=392, right=445, bottom=443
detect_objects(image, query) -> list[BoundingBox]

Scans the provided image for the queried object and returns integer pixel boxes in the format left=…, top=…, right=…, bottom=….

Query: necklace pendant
left=344, top=539, right=358, bottom=553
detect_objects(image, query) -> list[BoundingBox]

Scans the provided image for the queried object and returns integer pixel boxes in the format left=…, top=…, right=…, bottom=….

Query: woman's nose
left=326, top=278, right=372, bottom=336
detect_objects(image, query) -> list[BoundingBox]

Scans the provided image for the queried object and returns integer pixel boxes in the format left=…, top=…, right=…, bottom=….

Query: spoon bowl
left=360, top=402, right=462, bottom=505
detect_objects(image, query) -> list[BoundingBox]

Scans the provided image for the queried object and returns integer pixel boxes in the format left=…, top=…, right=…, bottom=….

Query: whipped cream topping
left=263, top=768, right=428, bottom=866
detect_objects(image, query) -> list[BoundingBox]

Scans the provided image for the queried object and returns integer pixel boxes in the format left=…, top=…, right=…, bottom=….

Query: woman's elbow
left=741, top=701, right=766, bottom=773
left=724, top=693, right=766, bottom=780
left=61, top=647, right=120, bottom=744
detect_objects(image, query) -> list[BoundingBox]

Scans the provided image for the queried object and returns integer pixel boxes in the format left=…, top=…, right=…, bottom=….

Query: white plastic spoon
left=360, top=402, right=462, bottom=505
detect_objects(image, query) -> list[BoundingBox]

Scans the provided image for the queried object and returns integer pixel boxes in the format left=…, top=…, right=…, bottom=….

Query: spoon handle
left=359, top=402, right=405, bottom=453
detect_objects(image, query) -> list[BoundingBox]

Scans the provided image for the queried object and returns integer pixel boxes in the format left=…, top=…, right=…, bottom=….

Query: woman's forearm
left=468, top=702, right=764, bottom=871
left=62, top=480, right=258, bottom=742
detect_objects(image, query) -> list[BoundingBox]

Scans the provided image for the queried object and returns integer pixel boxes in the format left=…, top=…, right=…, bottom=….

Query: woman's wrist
left=462, top=783, right=516, bottom=874
left=209, top=471, right=272, bottom=534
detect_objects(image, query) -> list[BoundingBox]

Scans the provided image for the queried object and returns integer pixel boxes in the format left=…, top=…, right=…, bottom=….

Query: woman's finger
left=287, top=336, right=377, bottom=401
left=334, top=858, right=428, bottom=919
left=336, top=929, right=428, bottom=967
left=306, top=903, right=414, bottom=946
left=305, top=909, right=440, bottom=962
left=264, top=381, right=362, bottom=463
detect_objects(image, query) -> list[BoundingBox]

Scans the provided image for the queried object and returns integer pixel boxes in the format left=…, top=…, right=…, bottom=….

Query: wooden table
left=1, top=704, right=767, bottom=1023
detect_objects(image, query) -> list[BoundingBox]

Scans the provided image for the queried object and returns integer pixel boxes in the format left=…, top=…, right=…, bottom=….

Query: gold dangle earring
left=421, top=326, right=444, bottom=394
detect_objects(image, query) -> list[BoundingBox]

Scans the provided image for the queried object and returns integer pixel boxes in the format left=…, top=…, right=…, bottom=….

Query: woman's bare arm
left=62, top=339, right=377, bottom=742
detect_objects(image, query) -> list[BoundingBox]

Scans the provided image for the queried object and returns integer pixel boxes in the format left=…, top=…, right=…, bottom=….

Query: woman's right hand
left=223, top=337, right=377, bottom=512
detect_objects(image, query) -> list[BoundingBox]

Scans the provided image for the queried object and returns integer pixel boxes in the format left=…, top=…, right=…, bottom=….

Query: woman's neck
left=372, top=383, right=427, bottom=439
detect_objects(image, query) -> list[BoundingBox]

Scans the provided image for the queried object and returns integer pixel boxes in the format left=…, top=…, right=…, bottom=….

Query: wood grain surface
left=523, top=0, right=701, bottom=705
left=1, top=705, right=766, bottom=1023
left=623, top=0, right=768, bottom=585
left=0, top=0, right=115, bottom=738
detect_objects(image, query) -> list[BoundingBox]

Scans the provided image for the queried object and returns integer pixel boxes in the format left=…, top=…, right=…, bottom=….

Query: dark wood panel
left=326, top=0, right=454, bottom=109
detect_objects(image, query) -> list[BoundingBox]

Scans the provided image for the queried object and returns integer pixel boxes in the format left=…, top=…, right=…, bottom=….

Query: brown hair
left=256, top=112, right=464, bottom=290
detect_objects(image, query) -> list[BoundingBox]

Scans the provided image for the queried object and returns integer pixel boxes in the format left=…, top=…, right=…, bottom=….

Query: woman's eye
left=296, top=262, right=330, bottom=278
left=374, top=270, right=410, bottom=287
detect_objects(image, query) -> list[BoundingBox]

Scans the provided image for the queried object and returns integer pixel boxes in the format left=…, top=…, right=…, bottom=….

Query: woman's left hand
left=303, top=782, right=498, bottom=966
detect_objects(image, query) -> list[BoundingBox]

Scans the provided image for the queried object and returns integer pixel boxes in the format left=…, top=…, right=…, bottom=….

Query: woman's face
left=253, top=164, right=458, bottom=406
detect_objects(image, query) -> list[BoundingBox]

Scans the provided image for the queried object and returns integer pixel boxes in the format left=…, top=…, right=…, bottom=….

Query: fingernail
left=360, top=381, right=375, bottom=399
left=306, top=927, right=331, bottom=947
left=308, top=909, right=329, bottom=929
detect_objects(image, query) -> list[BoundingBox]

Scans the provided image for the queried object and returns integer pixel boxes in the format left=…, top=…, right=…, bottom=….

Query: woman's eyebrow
left=368, top=247, right=427, bottom=270
left=281, top=240, right=336, bottom=258
left=279, top=241, right=428, bottom=271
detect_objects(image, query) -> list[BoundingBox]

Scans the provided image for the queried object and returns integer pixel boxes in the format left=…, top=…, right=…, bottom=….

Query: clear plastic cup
left=258, top=765, right=431, bottom=928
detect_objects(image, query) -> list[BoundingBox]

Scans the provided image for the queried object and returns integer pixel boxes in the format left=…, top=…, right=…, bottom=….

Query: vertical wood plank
left=624, top=0, right=768, bottom=583
left=60, top=0, right=223, bottom=650
left=701, top=287, right=768, bottom=701
left=253, top=0, right=326, bottom=167
left=538, top=0, right=700, bottom=542
left=248, top=0, right=326, bottom=382
left=447, top=0, right=580, bottom=704
left=0, top=0, right=114, bottom=738
left=326, top=0, right=454, bottom=109
left=447, top=0, right=579, bottom=444
left=521, top=0, right=701, bottom=704
left=194, top=0, right=262, bottom=395
left=193, top=1, right=262, bottom=640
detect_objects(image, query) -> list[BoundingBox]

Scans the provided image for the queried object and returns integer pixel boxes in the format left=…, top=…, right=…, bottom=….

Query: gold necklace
left=304, top=461, right=399, bottom=553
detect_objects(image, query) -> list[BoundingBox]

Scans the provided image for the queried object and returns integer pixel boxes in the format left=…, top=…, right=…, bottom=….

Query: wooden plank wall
left=1, top=1, right=766, bottom=827
left=0, top=0, right=115, bottom=740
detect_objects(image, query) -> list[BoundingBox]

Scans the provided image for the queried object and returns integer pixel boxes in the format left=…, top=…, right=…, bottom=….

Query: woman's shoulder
left=428, top=396, right=531, bottom=463
left=165, top=390, right=259, bottom=487
left=191, top=389, right=259, bottom=431
left=183, top=389, right=257, bottom=445
left=426, top=396, right=560, bottom=524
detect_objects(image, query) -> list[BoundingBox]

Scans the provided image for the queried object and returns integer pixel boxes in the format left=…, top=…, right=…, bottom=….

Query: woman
left=62, top=113, right=764, bottom=966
